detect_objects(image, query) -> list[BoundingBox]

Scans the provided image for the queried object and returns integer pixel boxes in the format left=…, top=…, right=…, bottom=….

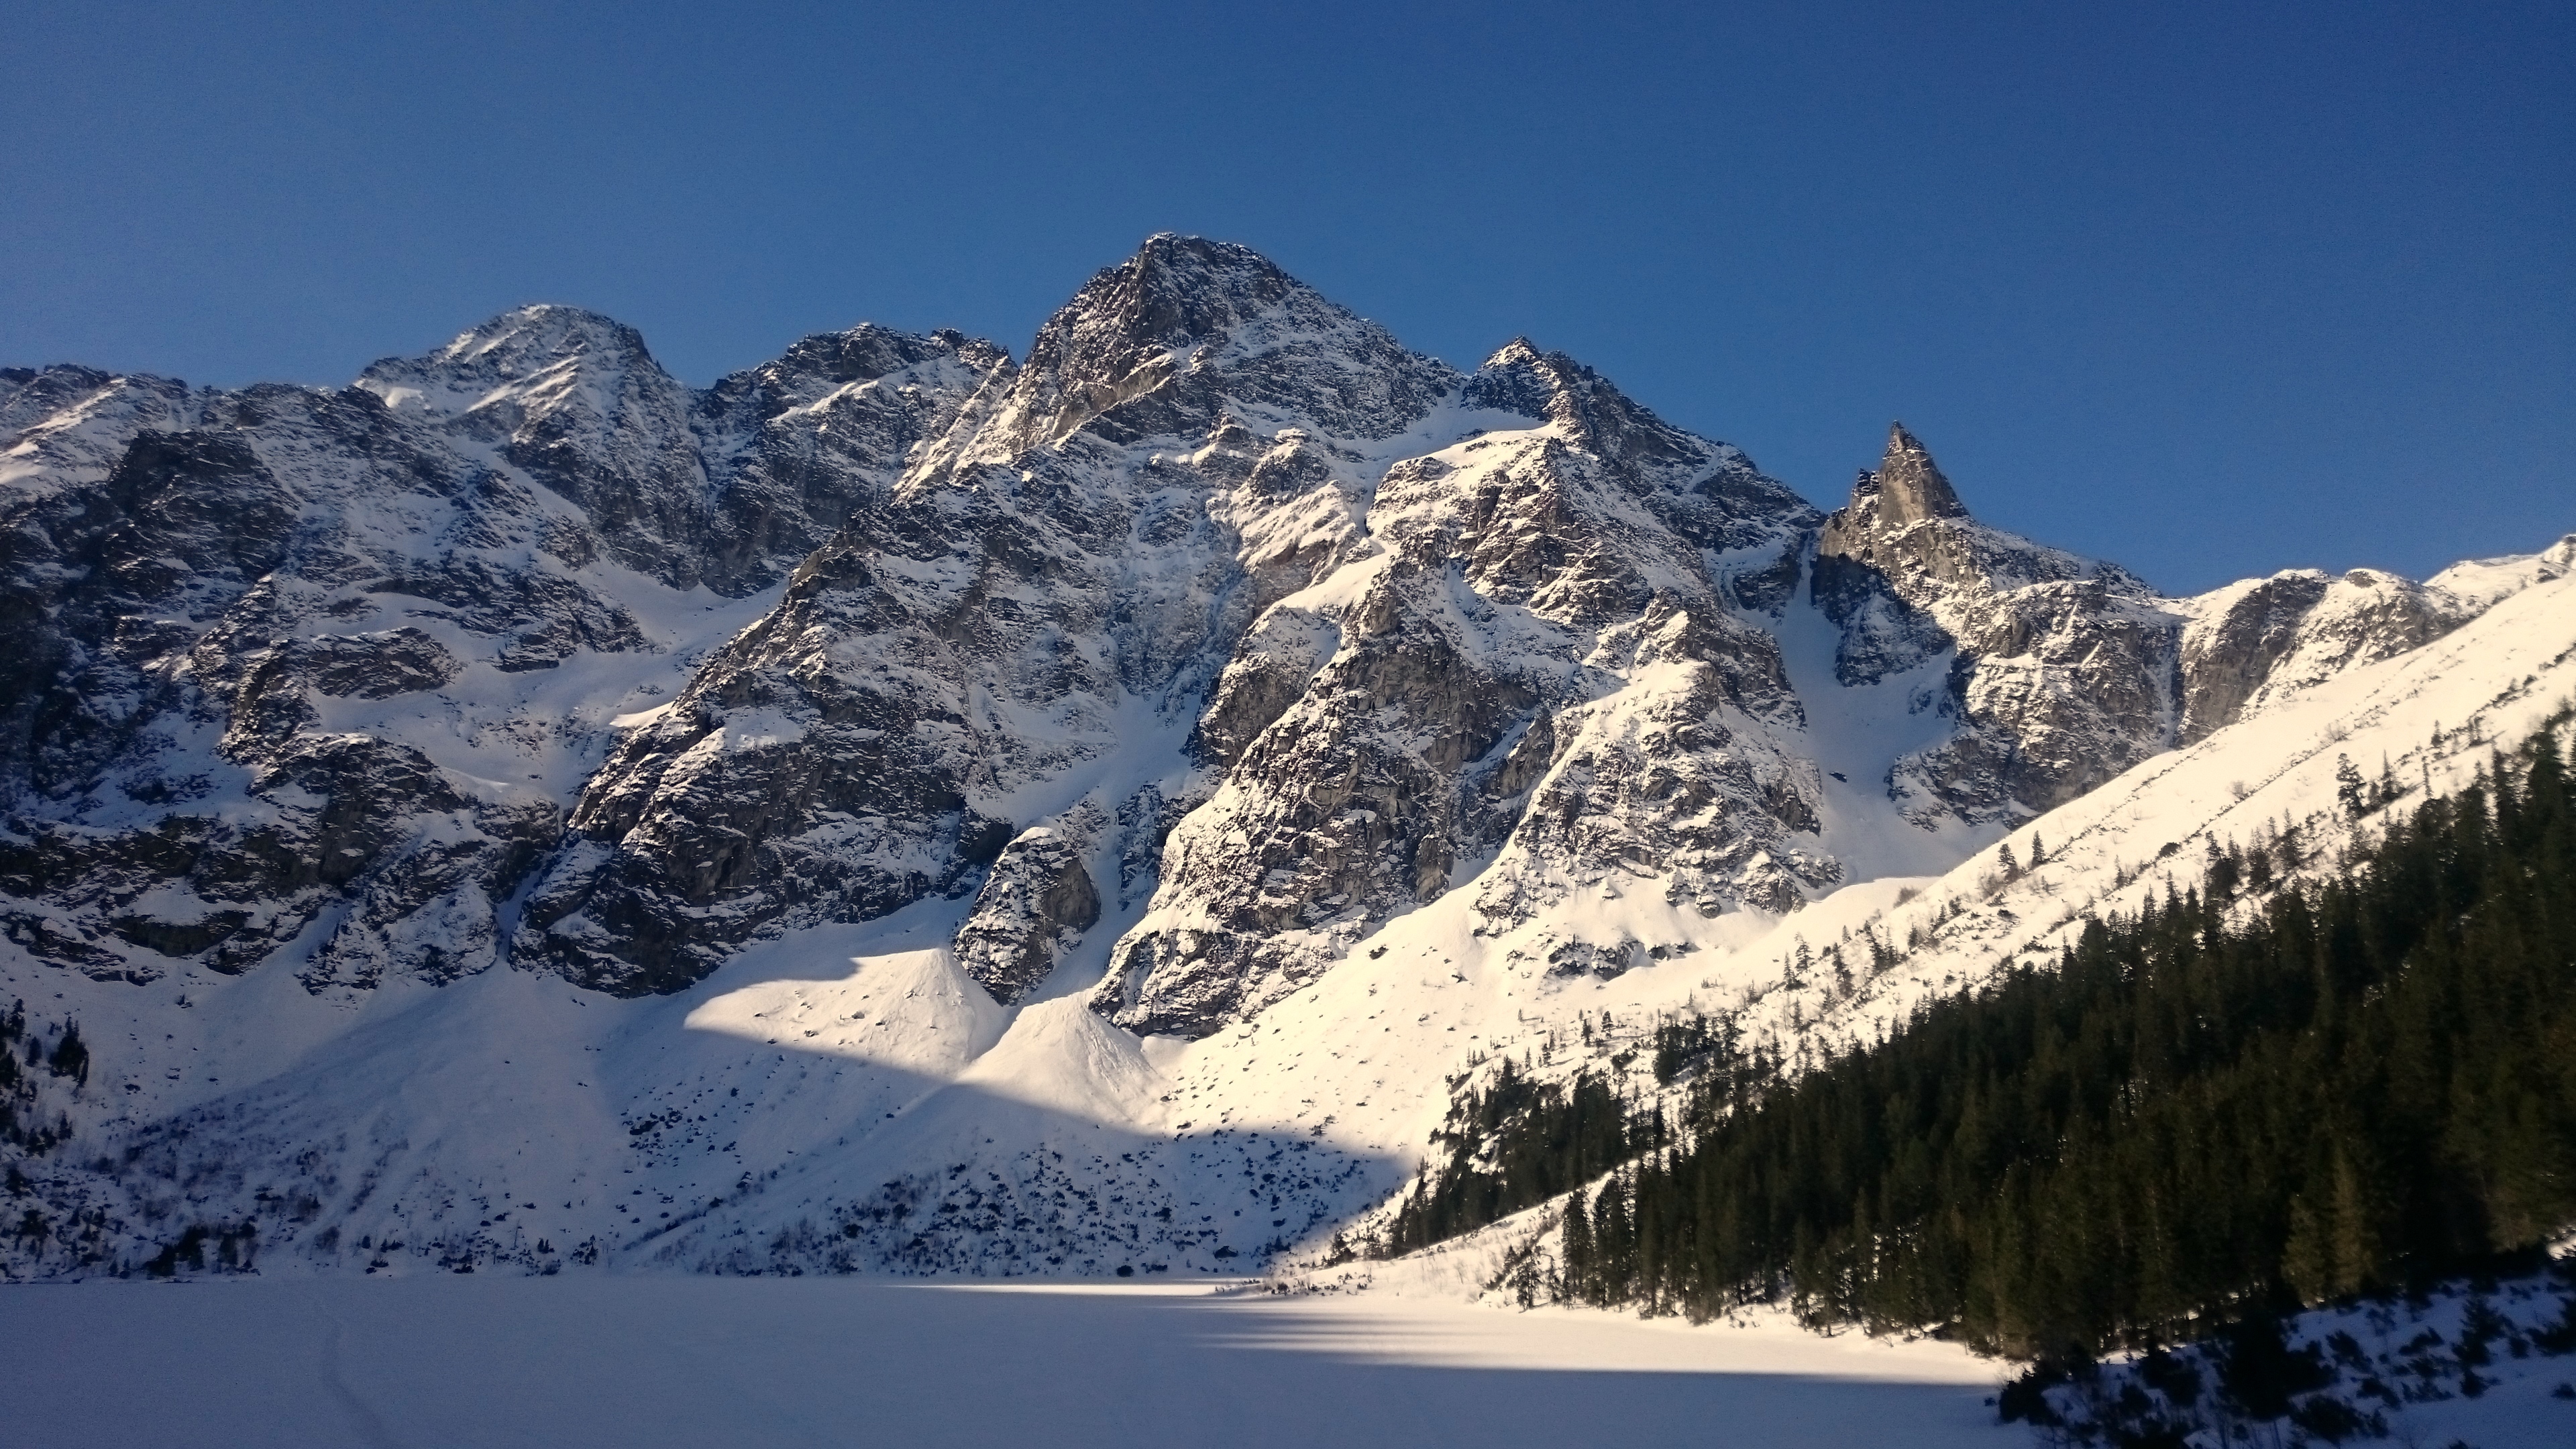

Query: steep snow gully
left=3, top=237, right=2571, bottom=1332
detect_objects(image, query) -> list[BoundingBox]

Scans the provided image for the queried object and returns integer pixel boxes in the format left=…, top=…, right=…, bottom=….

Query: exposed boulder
left=952, top=812, right=1105, bottom=1005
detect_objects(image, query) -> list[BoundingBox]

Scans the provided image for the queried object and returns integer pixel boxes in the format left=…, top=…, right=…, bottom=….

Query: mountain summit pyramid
left=1865, top=421, right=1970, bottom=526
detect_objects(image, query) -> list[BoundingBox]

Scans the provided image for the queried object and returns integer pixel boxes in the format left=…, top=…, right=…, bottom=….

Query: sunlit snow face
left=684, top=948, right=1006, bottom=1071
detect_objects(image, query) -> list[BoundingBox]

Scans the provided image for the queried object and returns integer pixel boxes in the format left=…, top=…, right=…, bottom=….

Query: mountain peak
left=971, top=235, right=1454, bottom=450
left=1462, top=341, right=1724, bottom=474
left=1872, top=421, right=1969, bottom=526
left=1075, top=234, right=1299, bottom=350
left=434, top=304, right=653, bottom=371
left=354, top=303, right=667, bottom=415
left=1462, top=338, right=1574, bottom=417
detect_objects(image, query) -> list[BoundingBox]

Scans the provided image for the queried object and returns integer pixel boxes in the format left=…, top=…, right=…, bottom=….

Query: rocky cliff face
left=2169, top=541, right=2576, bottom=756
left=2, top=235, right=2540, bottom=1019
left=1802, top=422, right=2537, bottom=826
left=0, top=309, right=998, bottom=994
left=2176, top=567, right=2483, bottom=743
left=511, top=237, right=1464, bottom=996
left=1812, top=423, right=2182, bottom=820
left=1093, top=343, right=1823, bottom=1035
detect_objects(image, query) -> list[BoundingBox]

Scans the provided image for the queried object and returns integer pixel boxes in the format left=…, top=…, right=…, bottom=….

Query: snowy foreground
left=5, top=1277, right=2015, bottom=1448
left=19, top=1279, right=2576, bottom=1448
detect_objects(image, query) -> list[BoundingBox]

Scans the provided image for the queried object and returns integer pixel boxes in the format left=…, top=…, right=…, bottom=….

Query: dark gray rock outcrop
left=1813, top=423, right=2182, bottom=818
left=953, top=814, right=1105, bottom=1004
left=2176, top=568, right=2477, bottom=743
left=0, top=309, right=998, bottom=990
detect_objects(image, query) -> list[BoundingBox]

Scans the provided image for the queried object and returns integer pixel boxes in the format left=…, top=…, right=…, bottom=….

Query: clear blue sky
left=4, top=1, right=2567, bottom=592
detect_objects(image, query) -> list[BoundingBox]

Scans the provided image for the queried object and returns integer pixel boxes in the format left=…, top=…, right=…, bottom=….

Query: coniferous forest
left=1390, top=716, right=2576, bottom=1359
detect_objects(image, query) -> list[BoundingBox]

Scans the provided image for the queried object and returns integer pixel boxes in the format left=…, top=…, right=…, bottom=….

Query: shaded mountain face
left=0, top=236, right=2537, bottom=1030
left=1812, top=422, right=2179, bottom=818
left=1808, top=421, right=2528, bottom=821
left=0, top=313, right=1002, bottom=992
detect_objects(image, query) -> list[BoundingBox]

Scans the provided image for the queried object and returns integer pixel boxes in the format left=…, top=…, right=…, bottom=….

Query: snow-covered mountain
left=2, top=235, right=2568, bottom=1282
left=1288, top=532, right=2576, bottom=1297
left=0, top=307, right=1000, bottom=997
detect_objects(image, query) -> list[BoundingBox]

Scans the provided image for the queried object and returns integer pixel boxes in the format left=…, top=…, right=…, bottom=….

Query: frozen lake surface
left=7, top=1277, right=2017, bottom=1447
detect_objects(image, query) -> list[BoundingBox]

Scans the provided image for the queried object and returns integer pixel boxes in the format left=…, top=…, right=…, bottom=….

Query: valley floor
left=7, top=1275, right=2015, bottom=1448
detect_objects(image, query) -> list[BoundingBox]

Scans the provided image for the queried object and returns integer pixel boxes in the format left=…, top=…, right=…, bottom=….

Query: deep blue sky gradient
left=4, top=1, right=2567, bottom=592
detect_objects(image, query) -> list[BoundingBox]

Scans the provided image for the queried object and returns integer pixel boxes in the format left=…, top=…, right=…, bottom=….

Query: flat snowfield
left=6, top=1277, right=2013, bottom=1447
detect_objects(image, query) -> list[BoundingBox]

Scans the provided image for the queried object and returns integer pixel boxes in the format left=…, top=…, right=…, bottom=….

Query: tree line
left=1393, top=714, right=2576, bottom=1359
left=3, top=1000, right=83, bottom=1157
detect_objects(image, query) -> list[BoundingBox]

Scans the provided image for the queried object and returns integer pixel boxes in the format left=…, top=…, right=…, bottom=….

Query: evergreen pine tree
left=1561, top=1191, right=1595, bottom=1303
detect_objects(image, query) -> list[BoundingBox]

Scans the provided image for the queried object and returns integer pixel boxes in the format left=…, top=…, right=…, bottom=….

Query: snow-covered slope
left=1714, top=559, right=2576, bottom=1074
left=1, top=237, right=2567, bottom=1287
left=1284, top=559, right=2576, bottom=1304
